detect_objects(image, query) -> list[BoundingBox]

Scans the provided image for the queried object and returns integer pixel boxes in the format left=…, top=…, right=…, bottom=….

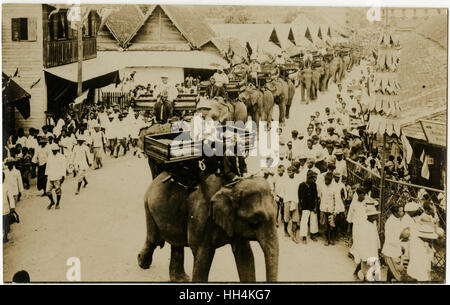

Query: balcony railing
left=44, top=37, right=97, bottom=68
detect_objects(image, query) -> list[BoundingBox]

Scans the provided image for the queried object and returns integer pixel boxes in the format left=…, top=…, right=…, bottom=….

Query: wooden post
left=379, top=133, right=387, bottom=232
left=379, top=7, right=389, bottom=232
left=77, top=18, right=83, bottom=96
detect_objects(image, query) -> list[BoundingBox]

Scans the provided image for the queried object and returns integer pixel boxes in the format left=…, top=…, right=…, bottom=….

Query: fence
left=101, top=92, right=131, bottom=111
left=346, top=158, right=446, bottom=281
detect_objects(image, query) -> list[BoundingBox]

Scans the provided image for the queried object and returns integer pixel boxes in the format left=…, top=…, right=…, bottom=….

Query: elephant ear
left=211, top=188, right=235, bottom=237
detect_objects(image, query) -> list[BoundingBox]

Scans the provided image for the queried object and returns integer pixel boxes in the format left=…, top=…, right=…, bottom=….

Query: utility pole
left=378, top=7, right=389, bottom=232
left=77, top=15, right=83, bottom=96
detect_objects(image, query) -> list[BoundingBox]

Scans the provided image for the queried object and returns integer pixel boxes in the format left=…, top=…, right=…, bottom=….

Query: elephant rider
left=274, top=53, right=285, bottom=66
left=206, top=76, right=225, bottom=100
left=154, top=75, right=178, bottom=123
left=249, top=59, right=261, bottom=87
left=195, top=97, right=247, bottom=184
left=212, top=67, right=229, bottom=100
left=153, top=89, right=173, bottom=124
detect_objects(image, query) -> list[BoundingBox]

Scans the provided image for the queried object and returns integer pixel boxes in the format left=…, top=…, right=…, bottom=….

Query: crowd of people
left=2, top=56, right=445, bottom=282
left=259, top=59, right=445, bottom=282
left=2, top=104, right=151, bottom=242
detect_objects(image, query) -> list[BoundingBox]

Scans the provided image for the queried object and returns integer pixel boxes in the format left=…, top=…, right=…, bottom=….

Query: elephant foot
left=137, top=249, right=154, bottom=269
left=170, top=272, right=191, bottom=282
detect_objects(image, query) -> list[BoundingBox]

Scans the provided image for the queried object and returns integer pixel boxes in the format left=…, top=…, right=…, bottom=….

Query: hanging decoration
left=366, top=25, right=402, bottom=136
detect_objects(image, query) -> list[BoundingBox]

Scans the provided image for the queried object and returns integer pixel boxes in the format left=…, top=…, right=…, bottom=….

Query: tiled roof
left=104, top=5, right=145, bottom=48
left=104, top=4, right=215, bottom=49
left=397, top=31, right=447, bottom=121
left=416, top=15, right=448, bottom=48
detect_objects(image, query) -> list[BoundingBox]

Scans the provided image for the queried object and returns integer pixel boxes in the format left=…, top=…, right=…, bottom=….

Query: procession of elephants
left=136, top=44, right=362, bottom=282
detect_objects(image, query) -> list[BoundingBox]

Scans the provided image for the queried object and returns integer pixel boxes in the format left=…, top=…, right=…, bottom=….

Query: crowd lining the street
left=2, top=59, right=445, bottom=282
left=258, top=61, right=445, bottom=282
left=3, top=104, right=150, bottom=241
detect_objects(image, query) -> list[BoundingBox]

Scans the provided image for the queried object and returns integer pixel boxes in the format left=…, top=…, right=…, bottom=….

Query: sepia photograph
left=1, top=1, right=448, bottom=284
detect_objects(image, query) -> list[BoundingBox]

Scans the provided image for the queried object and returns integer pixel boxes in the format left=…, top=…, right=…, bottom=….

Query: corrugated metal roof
left=401, top=109, right=447, bottom=141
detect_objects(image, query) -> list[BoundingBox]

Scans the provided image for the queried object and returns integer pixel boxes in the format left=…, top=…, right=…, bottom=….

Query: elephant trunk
left=257, top=225, right=279, bottom=282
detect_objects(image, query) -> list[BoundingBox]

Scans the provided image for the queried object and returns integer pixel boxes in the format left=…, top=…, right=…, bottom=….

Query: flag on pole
left=420, top=150, right=430, bottom=180
left=401, top=132, right=413, bottom=164
left=74, top=90, right=89, bottom=105
left=48, top=5, right=62, bottom=19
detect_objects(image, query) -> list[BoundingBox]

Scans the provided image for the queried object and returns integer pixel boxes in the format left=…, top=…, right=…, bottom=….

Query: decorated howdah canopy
left=367, top=26, right=402, bottom=136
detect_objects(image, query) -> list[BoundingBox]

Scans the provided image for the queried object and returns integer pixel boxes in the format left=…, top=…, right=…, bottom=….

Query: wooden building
left=2, top=3, right=119, bottom=132
left=401, top=109, right=446, bottom=189
left=97, top=4, right=227, bottom=88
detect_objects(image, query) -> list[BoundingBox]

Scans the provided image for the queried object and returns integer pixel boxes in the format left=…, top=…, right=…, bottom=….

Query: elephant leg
left=285, top=101, right=292, bottom=119
left=192, top=246, right=216, bottom=282
left=169, top=245, right=190, bottom=282
left=267, top=107, right=273, bottom=131
left=232, top=240, right=256, bottom=282
left=305, top=86, right=310, bottom=104
left=300, top=84, right=305, bottom=102
left=138, top=203, right=164, bottom=269
left=278, top=101, right=286, bottom=125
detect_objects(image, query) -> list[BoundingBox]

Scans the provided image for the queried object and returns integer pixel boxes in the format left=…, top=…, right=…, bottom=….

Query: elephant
left=285, top=78, right=295, bottom=119
left=319, top=60, right=332, bottom=92
left=137, top=173, right=279, bottom=282
left=238, top=85, right=274, bottom=130
left=297, top=67, right=313, bottom=104
left=207, top=97, right=248, bottom=124
left=329, top=56, right=343, bottom=84
left=265, top=77, right=289, bottom=125
left=311, top=67, right=323, bottom=100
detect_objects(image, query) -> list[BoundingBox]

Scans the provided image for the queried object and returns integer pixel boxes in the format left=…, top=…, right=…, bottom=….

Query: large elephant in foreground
left=265, top=77, right=289, bottom=125
left=238, top=85, right=274, bottom=129
left=137, top=173, right=279, bottom=282
left=298, top=67, right=314, bottom=104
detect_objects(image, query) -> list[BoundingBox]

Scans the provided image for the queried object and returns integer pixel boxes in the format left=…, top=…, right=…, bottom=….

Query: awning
left=44, top=58, right=121, bottom=117
left=97, top=50, right=230, bottom=70
left=2, top=72, right=31, bottom=119
left=44, top=56, right=124, bottom=83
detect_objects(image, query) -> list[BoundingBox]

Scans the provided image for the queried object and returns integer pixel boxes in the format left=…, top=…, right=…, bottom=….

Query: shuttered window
left=11, top=17, right=37, bottom=41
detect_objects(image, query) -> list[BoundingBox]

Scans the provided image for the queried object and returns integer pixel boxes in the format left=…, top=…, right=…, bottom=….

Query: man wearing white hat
left=212, top=67, right=229, bottom=89
left=154, top=75, right=178, bottom=103
left=45, top=143, right=66, bottom=209
left=406, top=222, right=438, bottom=281
left=91, top=122, right=105, bottom=169
left=402, top=202, right=421, bottom=233
left=356, top=205, right=381, bottom=281
left=72, top=135, right=91, bottom=195
left=334, top=148, right=347, bottom=178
